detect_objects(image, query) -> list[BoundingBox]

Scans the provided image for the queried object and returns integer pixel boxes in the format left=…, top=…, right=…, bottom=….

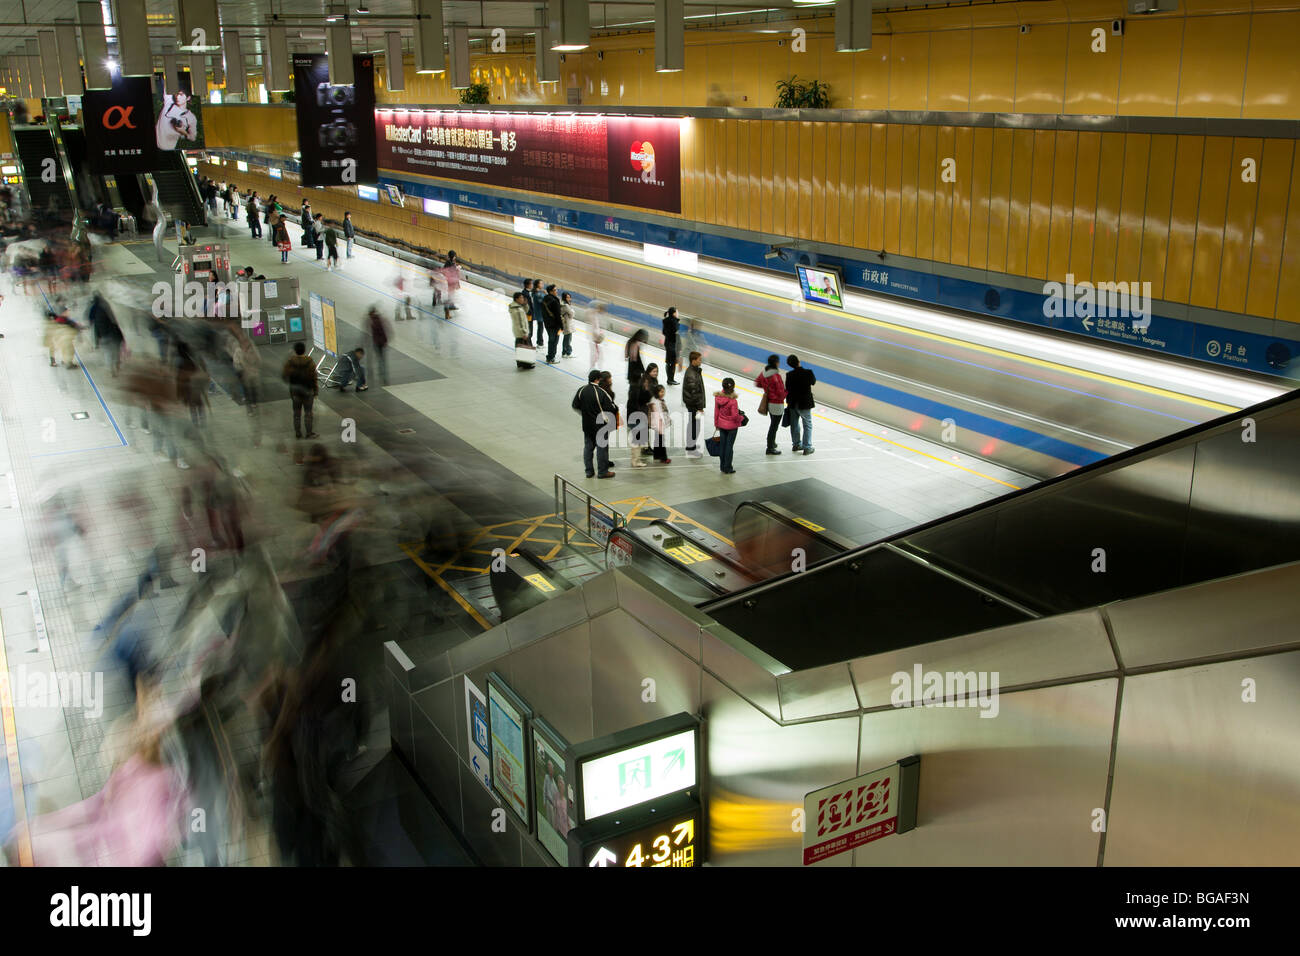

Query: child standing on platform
left=649, top=384, right=672, bottom=464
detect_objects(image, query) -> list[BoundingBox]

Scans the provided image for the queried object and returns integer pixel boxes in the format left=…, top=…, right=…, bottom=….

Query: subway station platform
left=0, top=224, right=1031, bottom=865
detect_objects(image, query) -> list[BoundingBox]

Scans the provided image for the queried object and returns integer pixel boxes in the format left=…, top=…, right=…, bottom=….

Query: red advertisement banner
left=374, top=110, right=681, bottom=214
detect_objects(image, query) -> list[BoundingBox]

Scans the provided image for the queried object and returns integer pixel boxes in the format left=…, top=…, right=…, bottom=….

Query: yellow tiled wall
left=354, top=1, right=1300, bottom=120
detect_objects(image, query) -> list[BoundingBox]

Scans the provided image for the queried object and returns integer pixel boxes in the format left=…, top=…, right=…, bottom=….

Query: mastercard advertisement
left=374, top=111, right=681, bottom=214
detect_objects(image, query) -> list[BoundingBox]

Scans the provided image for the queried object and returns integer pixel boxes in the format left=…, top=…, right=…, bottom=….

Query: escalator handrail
left=699, top=386, right=1300, bottom=614
left=605, top=526, right=732, bottom=597
left=732, top=500, right=858, bottom=554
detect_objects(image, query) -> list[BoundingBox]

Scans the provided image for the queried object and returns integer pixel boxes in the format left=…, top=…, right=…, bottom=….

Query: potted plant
left=775, top=76, right=831, bottom=109
left=458, top=83, right=491, bottom=105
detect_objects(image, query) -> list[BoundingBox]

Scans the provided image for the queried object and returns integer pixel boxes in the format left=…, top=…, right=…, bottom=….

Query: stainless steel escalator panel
left=1182, top=402, right=1300, bottom=584
left=1104, top=650, right=1300, bottom=866
left=900, top=444, right=1197, bottom=615
left=706, top=545, right=1033, bottom=671
left=731, top=500, right=856, bottom=578
left=1105, top=560, right=1300, bottom=670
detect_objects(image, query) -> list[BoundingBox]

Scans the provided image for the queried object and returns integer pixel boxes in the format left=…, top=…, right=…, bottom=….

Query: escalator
left=146, top=150, right=206, bottom=227
left=11, top=125, right=72, bottom=222
left=698, top=388, right=1300, bottom=671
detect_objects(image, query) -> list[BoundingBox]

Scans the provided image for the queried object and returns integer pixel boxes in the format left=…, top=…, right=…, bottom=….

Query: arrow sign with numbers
left=672, top=820, right=694, bottom=845
left=589, top=847, right=617, bottom=867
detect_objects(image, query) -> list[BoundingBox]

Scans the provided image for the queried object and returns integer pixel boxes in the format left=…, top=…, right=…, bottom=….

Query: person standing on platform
left=441, top=251, right=461, bottom=319
left=367, top=307, right=391, bottom=385
left=282, top=342, right=319, bottom=440
left=573, top=369, right=619, bottom=479
left=682, top=350, right=706, bottom=458
left=246, top=193, right=262, bottom=238
left=531, top=279, right=547, bottom=347
left=300, top=199, right=311, bottom=227
left=713, top=378, right=743, bottom=474
left=273, top=215, right=291, bottom=264
left=662, top=307, right=681, bottom=385
left=323, top=221, right=340, bottom=271
left=755, top=354, right=788, bottom=455
left=588, top=300, right=607, bottom=369
left=343, top=212, right=356, bottom=258
left=625, top=328, right=647, bottom=388
left=785, top=354, right=816, bottom=455
left=542, top=283, right=563, bottom=363
left=521, top=279, right=537, bottom=343
left=509, top=291, right=531, bottom=346
left=649, top=384, right=671, bottom=464
left=312, top=214, right=325, bottom=260
left=625, top=370, right=649, bottom=469
left=559, top=292, right=576, bottom=358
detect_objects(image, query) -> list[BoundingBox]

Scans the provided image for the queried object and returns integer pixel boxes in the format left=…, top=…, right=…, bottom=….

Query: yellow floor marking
left=458, top=217, right=1236, bottom=413
left=0, top=611, right=34, bottom=866
left=398, top=543, right=493, bottom=630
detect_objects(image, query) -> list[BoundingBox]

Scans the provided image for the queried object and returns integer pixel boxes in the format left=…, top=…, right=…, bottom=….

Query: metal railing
left=553, top=474, right=624, bottom=551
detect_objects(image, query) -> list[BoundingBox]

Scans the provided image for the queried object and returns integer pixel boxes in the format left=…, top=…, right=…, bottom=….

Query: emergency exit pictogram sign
left=802, top=755, right=920, bottom=865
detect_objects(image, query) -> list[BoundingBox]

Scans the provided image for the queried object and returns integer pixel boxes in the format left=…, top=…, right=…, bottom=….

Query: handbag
left=780, top=407, right=791, bottom=427
left=704, top=434, right=722, bottom=457
left=757, top=395, right=769, bottom=416
left=739, top=412, right=750, bottom=427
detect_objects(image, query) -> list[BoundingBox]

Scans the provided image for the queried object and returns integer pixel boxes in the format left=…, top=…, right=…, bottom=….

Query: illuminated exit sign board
left=567, top=791, right=700, bottom=868
left=573, top=712, right=700, bottom=823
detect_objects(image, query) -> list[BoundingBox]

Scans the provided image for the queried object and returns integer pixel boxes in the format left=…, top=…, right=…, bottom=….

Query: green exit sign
left=573, top=713, right=700, bottom=824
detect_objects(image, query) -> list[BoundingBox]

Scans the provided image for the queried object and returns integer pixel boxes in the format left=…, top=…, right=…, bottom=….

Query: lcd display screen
left=796, top=264, right=845, bottom=309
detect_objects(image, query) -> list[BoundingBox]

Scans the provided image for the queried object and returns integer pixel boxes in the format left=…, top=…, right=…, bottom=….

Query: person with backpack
left=662, top=307, right=681, bottom=385
left=785, top=354, right=817, bottom=455
left=572, top=369, right=619, bottom=479
left=754, top=353, right=788, bottom=455
left=681, top=350, right=706, bottom=458
left=281, top=342, right=319, bottom=439
left=542, top=283, right=563, bottom=363
left=712, top=378, right=743, bottom=474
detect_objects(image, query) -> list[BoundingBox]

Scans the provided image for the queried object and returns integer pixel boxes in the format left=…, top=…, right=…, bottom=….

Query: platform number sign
left=568, top=791, right=701, bottom=867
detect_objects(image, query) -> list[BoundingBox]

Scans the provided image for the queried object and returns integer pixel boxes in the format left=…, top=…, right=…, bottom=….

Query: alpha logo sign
left=802, top=756, right=921, bottom=865
left=83, top=75, right=159, bottom=174
left=102, top=106, right=136, bottom=130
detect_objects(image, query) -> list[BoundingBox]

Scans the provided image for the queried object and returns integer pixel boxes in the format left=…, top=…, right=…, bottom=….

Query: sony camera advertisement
left=82, top=74, right=161, bottom=174
left=153, top=69, right=204, bottom=151
left=294, top=53, right=378, bottom=187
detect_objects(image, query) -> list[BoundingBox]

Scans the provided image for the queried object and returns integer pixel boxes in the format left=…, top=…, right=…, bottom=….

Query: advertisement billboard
left=82, top=75, right=160, bottom=174
left=487, top=673, right=533, bottom=828
left=294, top=53, right=379, bottom=187
left=374, top=110, right=680, bottom=213
left=154, top=70, right=204, bottom=151
left=532, top=720, right=576, bottom=865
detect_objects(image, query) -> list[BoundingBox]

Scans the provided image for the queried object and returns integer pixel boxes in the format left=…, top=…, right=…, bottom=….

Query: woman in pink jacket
left=754, top=354, right=788, bottom=455
left=713, top=377, right=743, bottom=474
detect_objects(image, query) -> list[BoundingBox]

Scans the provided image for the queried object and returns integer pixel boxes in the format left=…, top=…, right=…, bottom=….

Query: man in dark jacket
left=282, top=342, right=320, bottom=439
left=573, top=370, right=618, bottom=479
left=785, top=354, right=817, bottom=455
left=662, top=307, right=680, bottom=385
left=681, top=350, right=706, bottom=457
left=343, top=212, right=356, bottom=258
left=531, top=279, right=547, bottom=348
left=542, top=284, right=564, bottom=364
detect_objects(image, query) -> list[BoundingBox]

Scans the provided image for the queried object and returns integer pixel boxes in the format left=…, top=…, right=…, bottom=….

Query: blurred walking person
left=282, top=341, right=320, bottom=440
left=662, top=307, right=681, bottom=384
left=367, top=307, right=391, bottom=384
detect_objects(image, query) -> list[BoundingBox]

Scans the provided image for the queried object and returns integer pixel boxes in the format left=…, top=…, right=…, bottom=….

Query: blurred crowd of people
left=0, top=220, right=480, bottom=867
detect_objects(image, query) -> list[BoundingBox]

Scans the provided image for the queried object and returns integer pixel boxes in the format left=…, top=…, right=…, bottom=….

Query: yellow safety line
left=0, top=610, right=34, bottom=866
left=464, top=218, right=1236, bottom=413
left=398, top=543, right=493, bottom=631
